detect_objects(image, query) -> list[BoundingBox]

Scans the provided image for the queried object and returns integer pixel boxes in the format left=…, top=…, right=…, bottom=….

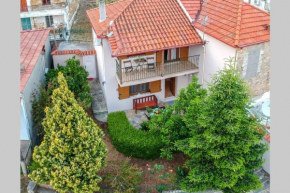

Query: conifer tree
left=29, top=72, right=107, bottom=193
left=177, top=59, right=268, bottom=192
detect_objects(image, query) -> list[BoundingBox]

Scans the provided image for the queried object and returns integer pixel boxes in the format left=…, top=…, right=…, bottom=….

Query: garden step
left=94, top=112, right=108, bottom=122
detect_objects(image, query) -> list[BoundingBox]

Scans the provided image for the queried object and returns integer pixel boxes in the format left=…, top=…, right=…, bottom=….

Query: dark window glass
left=129, top=83, right=148, bottom=94
left=45, top=16, right=53, bottom=28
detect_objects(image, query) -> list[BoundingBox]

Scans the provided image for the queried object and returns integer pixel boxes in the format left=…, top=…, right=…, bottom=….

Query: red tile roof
left=180, top=0, right=270, bottom=48
left=51, top=49, right=96, bottom=56
left=87, top=0, right=203, bottom=56
left=20, top=29, right=50, bottom=92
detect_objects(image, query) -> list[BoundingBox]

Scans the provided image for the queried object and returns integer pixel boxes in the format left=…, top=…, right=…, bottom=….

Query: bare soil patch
left=87, top=107, right=187, bottom=188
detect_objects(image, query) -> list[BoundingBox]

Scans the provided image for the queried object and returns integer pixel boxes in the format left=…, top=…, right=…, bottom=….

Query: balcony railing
left=20, top=2, right=67, bottom=12
left=116, top=55, right=200, bottom=84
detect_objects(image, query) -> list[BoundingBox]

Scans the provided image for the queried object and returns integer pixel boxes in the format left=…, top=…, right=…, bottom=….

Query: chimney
left=99, top=0, right=107, bottom=22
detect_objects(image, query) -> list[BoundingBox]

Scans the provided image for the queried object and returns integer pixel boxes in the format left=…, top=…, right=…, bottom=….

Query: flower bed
left=107, top=111, right=163, bottom=159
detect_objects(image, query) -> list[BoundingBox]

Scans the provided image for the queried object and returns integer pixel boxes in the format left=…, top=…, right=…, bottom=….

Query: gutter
left=238, top=40, right=270, bottom=49
left=111, top=42, right=205, bottom=58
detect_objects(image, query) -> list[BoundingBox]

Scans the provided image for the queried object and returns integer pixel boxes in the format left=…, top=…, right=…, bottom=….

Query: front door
left=165, top=77, right=176, bottom=98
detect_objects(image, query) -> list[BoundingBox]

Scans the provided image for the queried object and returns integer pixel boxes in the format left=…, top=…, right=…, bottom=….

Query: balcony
left=116, top=55, right=200, bottom=85
left=20, top=2, right=67, bottom=12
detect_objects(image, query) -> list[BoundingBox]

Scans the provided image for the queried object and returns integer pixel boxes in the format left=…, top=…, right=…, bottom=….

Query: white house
left=20, top=29, right=51, bottom=164
left=51, top=42, right=98, bottom=79
left=243, top=0, right=270, bottom=13
left=20, top=0, right=80, bottom=40
left=180, top=0, right=270, bottom=97
left=87, top=0, right=205, bottom=113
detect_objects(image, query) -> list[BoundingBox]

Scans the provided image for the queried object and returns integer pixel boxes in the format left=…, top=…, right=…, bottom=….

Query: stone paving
left=125, top=99, right=175, bottom=129
left=89, top=79, right=108, bottom=122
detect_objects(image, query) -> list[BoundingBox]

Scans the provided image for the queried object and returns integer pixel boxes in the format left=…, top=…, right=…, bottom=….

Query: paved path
left=89, top=79, right=108, bottom=122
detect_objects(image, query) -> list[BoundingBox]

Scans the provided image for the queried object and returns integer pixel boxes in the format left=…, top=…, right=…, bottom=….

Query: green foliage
left=29, top=72, right=108, bottom=193
left=45, top=56, right=92, bottom=109
left=147, top=76, right=207, bottom=159
left=177, top=58, right=268, bottom=193
left=175, top=166, right=188, bottom=184
left=31, top=81, right=57, bottom=142
left=156, top=184, right=168, bottom=193
left=107, top=111, right=163, bottom=159
left=140, top=120, right=150, bottom=131
left=104, top=160, right=142, bottom=193
left=28, top=160, right=41, bottom=172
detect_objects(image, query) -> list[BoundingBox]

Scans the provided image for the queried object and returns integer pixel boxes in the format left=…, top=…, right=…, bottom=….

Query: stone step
left=94, top=112, right=108, bottom=122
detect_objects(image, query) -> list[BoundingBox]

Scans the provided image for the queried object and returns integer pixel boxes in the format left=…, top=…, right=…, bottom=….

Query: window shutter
left=156, top=51, right=163, bottom=66
left=118, top=85, right=130, bottom=100
left=180, top=47, right=189, bottom=59
left=149, top=80, right=161, bottom=93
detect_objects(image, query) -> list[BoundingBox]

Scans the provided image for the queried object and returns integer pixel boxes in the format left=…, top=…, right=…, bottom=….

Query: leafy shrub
left=104, top=160, right=143, bottom=193
left=28, top=160, right=40, bottom=172
left=175, top=166, right=188, bottom=184
left=29, top=73, right=107, bottom=193
left=140, top=121, right=150, bottom=131
left=108, top=111, right=163, bottom=159
left=45, top=56, right=92, bottom=109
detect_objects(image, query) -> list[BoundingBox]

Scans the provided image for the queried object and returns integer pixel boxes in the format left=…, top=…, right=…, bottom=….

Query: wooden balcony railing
left=116, top=55, right=200, bottom=84
left=20, top=2, right=67, bottom=12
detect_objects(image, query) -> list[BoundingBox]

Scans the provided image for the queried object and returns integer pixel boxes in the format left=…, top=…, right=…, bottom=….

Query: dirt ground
left=87, top=107, right=187, bottom=189
left=69, top=0, right=119, bottom=42
left=21, top=175, right=30, bottom=193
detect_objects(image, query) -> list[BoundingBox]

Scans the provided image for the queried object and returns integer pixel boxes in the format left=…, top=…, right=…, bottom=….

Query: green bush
left=108, top=111, right=163, bottom=159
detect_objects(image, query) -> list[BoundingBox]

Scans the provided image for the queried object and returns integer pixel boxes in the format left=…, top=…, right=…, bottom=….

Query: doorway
left=165, top=77, right=176, bottom=98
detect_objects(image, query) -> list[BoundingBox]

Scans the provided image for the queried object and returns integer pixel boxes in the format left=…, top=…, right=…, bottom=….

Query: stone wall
left=236, top=42, right=270, bottom=97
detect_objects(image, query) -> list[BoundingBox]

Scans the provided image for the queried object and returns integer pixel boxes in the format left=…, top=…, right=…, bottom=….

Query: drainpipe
left=201, top=43, right=206, bottom=87
left=234, top=48, right=238, bottom=70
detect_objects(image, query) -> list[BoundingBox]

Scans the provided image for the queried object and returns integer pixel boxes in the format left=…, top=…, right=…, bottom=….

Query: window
left=45, top=16, right=54, bottom=28
left=42, top=0, right=51, bottom=5
left=164, top=48, right=179, bottom=62
left=129, top=83, right=149, bottom=95
left=21, top=18, right=32, bottom=30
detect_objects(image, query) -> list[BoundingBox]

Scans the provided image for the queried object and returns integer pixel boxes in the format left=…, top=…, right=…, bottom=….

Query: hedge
left=108, top=111, right=163, bottom=159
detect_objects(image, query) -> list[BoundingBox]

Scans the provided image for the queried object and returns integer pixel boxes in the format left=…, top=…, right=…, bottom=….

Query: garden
left=26, top=57, right=269, bottom=193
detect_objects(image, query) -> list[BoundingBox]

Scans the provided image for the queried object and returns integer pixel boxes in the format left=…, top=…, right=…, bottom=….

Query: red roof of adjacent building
left=87, top=0, right=203, bottom=56
left=180, top=0, right=270, bottom=48
left=20, top=29, right=50, bottom=92
left=51, top=49, right=96, bottom=56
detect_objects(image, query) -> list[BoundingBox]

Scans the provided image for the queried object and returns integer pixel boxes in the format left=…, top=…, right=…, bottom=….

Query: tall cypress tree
left=29, top=72, right=107, bottom=193
left=177, top=59, right=268, bottom=192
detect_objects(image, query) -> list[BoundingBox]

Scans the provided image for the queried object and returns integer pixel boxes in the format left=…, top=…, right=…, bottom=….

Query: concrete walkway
left=89, top=79, right=108, bottom=122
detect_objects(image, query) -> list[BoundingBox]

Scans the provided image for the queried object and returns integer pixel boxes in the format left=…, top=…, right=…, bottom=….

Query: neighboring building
left=243, top=0, right=270, bottom=13
left=180, top=0, right=270, bottom=97
left=87, top=0, right=205, bottom=113
left=20, top=29, right=51, bottom=164
left=250, top=91, right=270, bottom=174
left=51, top=42, right=98, bottom=79
left=20, top=0, right=80, bottom=40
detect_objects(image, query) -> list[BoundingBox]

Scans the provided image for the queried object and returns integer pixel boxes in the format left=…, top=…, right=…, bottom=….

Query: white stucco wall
left=21, top=50, right=48, bottom=141
left=195, top=29, right=237, bottom=88
left=262, top=139, right=270, bottom=174
left=52, top=54, right=83, bottom=68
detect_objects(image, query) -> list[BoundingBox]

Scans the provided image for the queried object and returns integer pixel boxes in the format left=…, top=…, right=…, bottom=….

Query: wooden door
left=170, top=77, right=176, bottom=96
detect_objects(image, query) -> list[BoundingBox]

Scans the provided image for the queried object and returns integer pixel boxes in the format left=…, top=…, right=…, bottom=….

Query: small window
left=42, top=0, right=51, bottom=5
left=21, top=18, right=32, bottom=30
left=129, top=83, right=149, bottom=95
left=45, top=16, right=54, bottom=28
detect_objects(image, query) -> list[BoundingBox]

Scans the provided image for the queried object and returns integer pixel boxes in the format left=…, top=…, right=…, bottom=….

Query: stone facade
left=236, top=42, right=270, bottom=97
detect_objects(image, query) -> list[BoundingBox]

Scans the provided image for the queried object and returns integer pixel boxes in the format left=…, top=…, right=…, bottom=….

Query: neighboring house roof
left=180, top=0, right=270, bottom=48
left=51, top=50, right=96, bottom=56
left=87, top=0, right=203, bottom=56
left=51, top=42, right=96, bottom=56
left=20, top=29, right=50, bottom=92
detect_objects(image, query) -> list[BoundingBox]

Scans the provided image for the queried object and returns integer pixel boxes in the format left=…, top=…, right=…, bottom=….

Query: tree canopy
left=29, top=72, right=107, bottom=193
